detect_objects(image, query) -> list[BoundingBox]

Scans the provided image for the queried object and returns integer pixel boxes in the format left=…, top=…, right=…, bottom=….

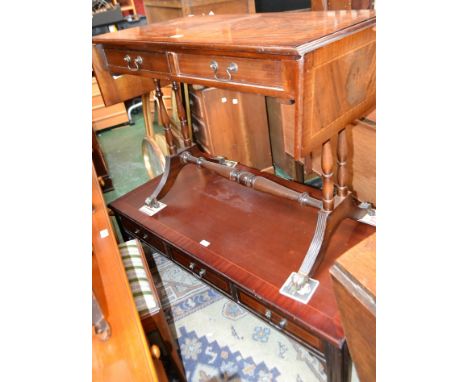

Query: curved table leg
left=144, top=145, right=202, bottom=208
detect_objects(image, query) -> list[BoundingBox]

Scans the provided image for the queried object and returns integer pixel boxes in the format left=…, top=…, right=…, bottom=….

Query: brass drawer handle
left=278, top=318, right=287, bottom=329
left=265, top=309, right=272, bottom=320
left=124, top=54, right=143, bottom=72
left=189, top=262, right=196, bottom=270
left=134, top=229, right=140, bottom=235
left=210, top=60, right=237, bottom=81
left=198, top=268, right=206, bottom=278
left=142, top=233, right=148, bottom=240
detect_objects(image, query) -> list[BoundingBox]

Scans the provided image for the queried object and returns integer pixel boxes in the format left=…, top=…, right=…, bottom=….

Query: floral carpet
left=150, top=251, right=346, bottom=382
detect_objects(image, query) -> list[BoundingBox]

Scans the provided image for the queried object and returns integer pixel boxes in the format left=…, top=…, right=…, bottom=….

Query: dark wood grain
left=93, top=11, right=375, bottom=58
left=94, top=12, right=375, bottom=164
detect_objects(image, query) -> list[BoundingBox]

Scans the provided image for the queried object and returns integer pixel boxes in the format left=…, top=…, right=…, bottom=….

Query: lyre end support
left=280, top=193, right=372, bottom=302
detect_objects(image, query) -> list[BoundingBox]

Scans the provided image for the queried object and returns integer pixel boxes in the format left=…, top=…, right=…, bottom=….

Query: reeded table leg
left=172, top=81, right=191, bottom=147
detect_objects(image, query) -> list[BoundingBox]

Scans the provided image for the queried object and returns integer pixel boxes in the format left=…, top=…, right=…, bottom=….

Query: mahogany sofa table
left=109, top=159, right=375, bottom=382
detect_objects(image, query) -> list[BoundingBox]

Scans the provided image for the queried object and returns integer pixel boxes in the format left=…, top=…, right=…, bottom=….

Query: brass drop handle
left=142, top=233, right=148, bottom=239
left=265, top=309, right=272, bottom=320
left=198, top=268, right=206, bottom=278
left=124, top=54, right=143, bottom=71
left=226, top=62, right=238, bottom=80
left=210, top=60, right=219, bottom=78
left=210, top=60, right=237, bottom=81
left=278, top=318, right=287, bottom=329
left=189, top=262, right=196, bottom=270
left=151, top=345, right=161, bottom=359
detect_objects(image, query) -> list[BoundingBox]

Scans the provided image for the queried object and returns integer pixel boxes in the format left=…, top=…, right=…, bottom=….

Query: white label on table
left=200, top=240, right=210, bottom=247
left=221, top=97, right=227, bottom=103
left=139, top=202, right=167, bottom=216
left=100, top=229, right=109, bottom=239
left=232, top=98, right=238, bottom=105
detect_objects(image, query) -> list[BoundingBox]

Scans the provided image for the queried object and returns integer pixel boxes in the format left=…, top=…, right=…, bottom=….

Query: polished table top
left=93, top=11, right=376, bottom=162
left=93, top=11, right=376, bottom=57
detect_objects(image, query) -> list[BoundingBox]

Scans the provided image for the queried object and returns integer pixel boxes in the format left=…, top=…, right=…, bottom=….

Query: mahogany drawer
left=104, top=48, right=170, bottom=76
left=238, top=290, right=324, bottom=352
left=176, top=53, right=287, bottom=93
left=170, top=247, right=230, bottom=295
left=119, top=216, right=167, bottom=255
left=189, top=91, right=205, bottom=120
left=191, top=115, right=211, bottom=154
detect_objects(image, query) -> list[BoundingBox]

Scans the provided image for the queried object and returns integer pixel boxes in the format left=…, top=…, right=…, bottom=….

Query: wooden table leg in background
left=172, top=81, right=192, bottom=147
left=324, top=342, right=352, bottom=382
left=155, top=80, right=177, bottom=156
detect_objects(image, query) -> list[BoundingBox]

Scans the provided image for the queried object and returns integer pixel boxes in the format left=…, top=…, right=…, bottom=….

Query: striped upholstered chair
left=118, top=239, right=185, bottom=381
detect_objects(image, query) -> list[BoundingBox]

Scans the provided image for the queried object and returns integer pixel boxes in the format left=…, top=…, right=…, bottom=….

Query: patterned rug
left=151, top=252, right=339, bottom=382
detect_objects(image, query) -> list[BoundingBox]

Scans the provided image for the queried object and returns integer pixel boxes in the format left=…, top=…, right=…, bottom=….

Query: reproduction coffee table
left=109, top=152, right=375, bottom=382
left=95, top=13, right=377, bottom=380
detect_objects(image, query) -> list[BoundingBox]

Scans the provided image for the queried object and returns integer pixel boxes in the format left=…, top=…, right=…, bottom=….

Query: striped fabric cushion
left=118, top=240, right=160, bottom=317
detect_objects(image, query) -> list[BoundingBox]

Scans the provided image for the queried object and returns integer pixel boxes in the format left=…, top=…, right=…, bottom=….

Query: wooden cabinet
left=190, top=86, right=272, bottom=171
left=330, top=233, right=376, bottom=382
left=143, top=0, right=255, bottom=23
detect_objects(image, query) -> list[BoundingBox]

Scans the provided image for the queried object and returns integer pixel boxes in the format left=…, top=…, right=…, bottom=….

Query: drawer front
left=119, top=216, right=167, bottom=255
left=104, top=48, right=170, bottom=76
left=189, top=91, right=205, bottom=120
left=170, top=247, right=230, bottom=294
left=176, top=53, right=286, bottom=92
left=238, top=290, right=324, bottom=352
left=191, top=115, right=212, bottom=153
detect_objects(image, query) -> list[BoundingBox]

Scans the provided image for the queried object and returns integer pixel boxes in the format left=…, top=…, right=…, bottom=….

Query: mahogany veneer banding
left=109, top=161, right=375, bottom=382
